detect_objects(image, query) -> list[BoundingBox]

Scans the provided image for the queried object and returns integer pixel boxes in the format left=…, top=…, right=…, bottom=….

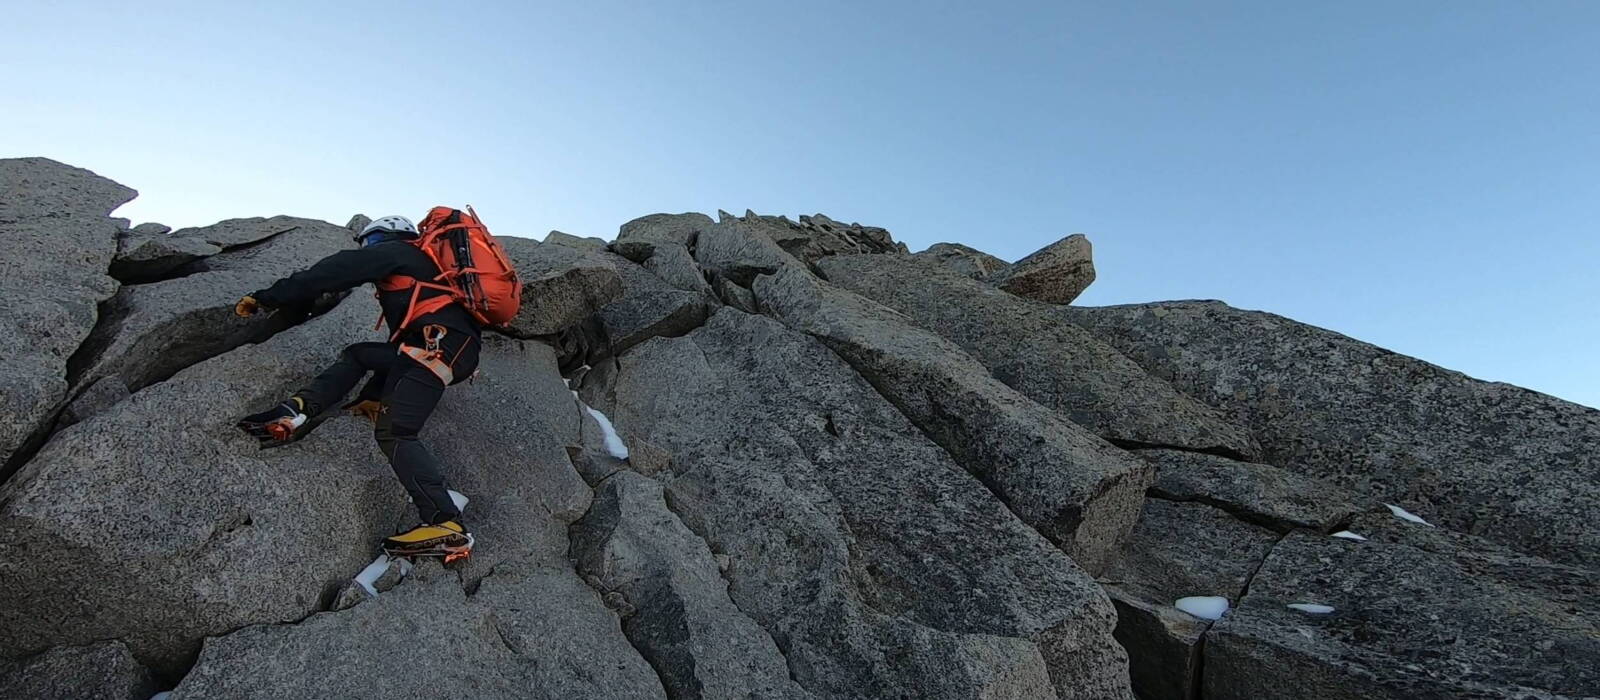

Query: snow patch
left=1384, top=503, right=1434, bottom=527
left=1287, top=603, right=1335, bottom=614
left=1331, top=531, right=1368, bottom=541
left=150, top=693, right=172, bottom=700
left=1174, top=596, right=1230, bottom=620
left=582, top=403, right=630, bottom=459
left=354, top=554, right=395, bottom=596
left=449, top=489, right=469, bottom=511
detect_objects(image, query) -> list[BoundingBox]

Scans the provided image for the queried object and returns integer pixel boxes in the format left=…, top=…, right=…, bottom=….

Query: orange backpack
left=377, top=206, right=522, bottom=339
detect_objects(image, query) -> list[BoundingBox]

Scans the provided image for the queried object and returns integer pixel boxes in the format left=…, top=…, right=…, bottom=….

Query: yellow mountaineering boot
left=382, top=520, right=472, bottom=562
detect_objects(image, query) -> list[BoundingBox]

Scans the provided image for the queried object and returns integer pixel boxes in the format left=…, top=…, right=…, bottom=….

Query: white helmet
left=358, top=215, right=418, bottom=242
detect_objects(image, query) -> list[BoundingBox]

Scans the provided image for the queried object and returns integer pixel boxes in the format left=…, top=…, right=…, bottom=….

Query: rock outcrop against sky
left=1, top=157, right=1594, bottom=699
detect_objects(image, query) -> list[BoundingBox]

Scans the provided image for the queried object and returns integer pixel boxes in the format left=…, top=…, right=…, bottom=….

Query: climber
left=232, top=215, right=480, bottom=559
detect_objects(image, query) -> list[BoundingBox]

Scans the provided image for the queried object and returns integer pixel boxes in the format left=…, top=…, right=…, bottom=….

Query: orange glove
left=234, top=295, right=262, bottom=317
left=345, top=399, right=383, bottom=424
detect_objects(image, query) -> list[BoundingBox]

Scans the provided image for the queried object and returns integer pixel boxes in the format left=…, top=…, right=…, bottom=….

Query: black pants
left=298, top=332, right=480, bottom=525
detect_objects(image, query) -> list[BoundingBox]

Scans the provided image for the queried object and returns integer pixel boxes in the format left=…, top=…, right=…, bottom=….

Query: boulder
left=172, top=573, right=542, bottom=700
left=596, top=252, right=712, bottom=355
left=500, top=237, right=624, bottom=336
left=344, top=214, right=371, bottom=234
left=642, top=242, right=714, bottom=296
left=470, top=558, right=668, bottom=699
left=914, top=242, right=1008, bottom=279
left=1139, top=449, right=1365, bottom=532
left=544, top=230, right=609, bottom=252
left=0, top=640, right=160, bottom=700
left=987, top=233, right=1095, bottom=304
left=0, top=297, right=411, bottom=676
left=169, top=216, right=311, bottom=250
left=692, top=218, right=809, bottom=286
left=0, top=158, right=134, bottom=477
left=1100, top=500, right=1279, bottom=700
left=617, top=212, right=714, bottom=249
left=71, top=217, right=353, bottom=394
left=1204, top=513, right=1600, bottom=700
left=132, top=222, right=172, bottom=236
left=819, top=254, right=1256, bottom=456
left=1063, top=300, right=1600, bottom=567
left=572, top=471, right=809, bottom=700
left=753, top=267, right=1152, bottom=574
left=606, top=309, right=1132, bottom=698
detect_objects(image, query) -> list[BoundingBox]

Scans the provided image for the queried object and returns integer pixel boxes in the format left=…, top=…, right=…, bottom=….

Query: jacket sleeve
left=250, top=246, right=407, bottom=308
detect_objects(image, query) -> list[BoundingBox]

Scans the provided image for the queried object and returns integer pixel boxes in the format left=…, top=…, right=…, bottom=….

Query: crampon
left=383, top=533, right=474, bottom=566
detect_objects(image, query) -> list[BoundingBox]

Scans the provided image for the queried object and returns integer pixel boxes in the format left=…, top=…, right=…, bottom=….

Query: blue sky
left=5, top=1, right=1597, bottom=407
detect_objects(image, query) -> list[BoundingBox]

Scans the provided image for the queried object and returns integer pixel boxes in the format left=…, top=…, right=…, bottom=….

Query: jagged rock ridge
left=0, top=158, right=1594, bottom=700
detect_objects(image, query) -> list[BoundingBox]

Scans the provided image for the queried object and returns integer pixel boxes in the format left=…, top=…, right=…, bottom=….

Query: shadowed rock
left=72, top=216, right=353, bottom=394
left=754, top=267, right=1152, bottom=574
left=723, top=210, right=906, bottom=264
left=1101, top=500, right=1279, bottom=700
left=597, top=252, right=713, bottom=355
left=1205, top=513, right=1600, bottom=700
left=169, top=216, right=311, bottom=250
left=617, top=212, right=714, bottom=249
left=545, top=230, right=609, bottom=252
left=693, top=217, right=809, bottom=286
left=1140, top=449, right=1365, bottom=532
left=987, top=233, right=1095, bottom=304
left=0, top=640, right=160, bottom=700
left=0, top=157, right=135, bottom=476
left=820, top=254, right=1256, bottom=457
left=573, top=471, right=810, bottom=700
left=111, top=229, right=221, bottom=283
left=607, top=309, right=1132, bottom=699
left=1064, top=300, right=1600, bottom=567
left=643, top=242, right=714, bottom=296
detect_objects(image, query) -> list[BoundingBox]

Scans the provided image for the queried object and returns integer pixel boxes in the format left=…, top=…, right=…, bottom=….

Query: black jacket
left=252, top=241, right=481, bottom=340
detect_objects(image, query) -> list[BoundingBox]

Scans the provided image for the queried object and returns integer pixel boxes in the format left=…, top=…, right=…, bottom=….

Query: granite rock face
left=1064, top=300, right=1600, bottom=567
left=0, top=158, right=135, bottom=477
left=4, top=160, right=1594, bottom=700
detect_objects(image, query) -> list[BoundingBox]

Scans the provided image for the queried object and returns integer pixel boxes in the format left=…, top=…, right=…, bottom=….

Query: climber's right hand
left=234, top=295, right=262, bottom=317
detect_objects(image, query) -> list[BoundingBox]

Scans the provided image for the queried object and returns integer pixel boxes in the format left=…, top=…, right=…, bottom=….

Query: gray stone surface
left=471, top=558, right=668, bottom=700
left=754, top=267, right=1152, bottom=575
left=987, top=233, right=1095, bottom=304
left=915, top=242, right=1008, bottom=279
left=423, top=335, right=590, bottom=584
left=72, top=217, right=353, bottom=393
left=714, top=277, right=758, bottom=314
left=343, top=214, right=370, bottom=234
left=643, top=242, right=714, bottom=296
left=820, top=254, right=1256, bottom=456
left=1101, top=500, right=1280, bottom=700
left=607, top=309, right=1131, bottom=699
left=1140, top=449, right=1365, bottom=532
left=573, top=471, right=810, bottom=700
left=169, top=216, right=309, bottom=249
left=0, top=158, right=134, bottom=477
left=545, top=230, right=609, bottom=252
left=692, top=218, right=809, bottom=286
left=131, top=222, right=172, bottom=236
left=0, top=640, right=159, bottom=700
left=500, top=237, right=624, bottom=336
left=172, top=573, right=541, bottom=700
left=1204, top=513, right=1600, bottom=700
left=110, top=229, right=221, bottom=283
left=1064, top=300, right=1600, bottom=567
left=55, top=375, right=131, bottom=429
left=0, top=298, right=410, bottom=676
left=597, top=253, right=712, bottom=355
left=617, top=212, right=714, bottom=249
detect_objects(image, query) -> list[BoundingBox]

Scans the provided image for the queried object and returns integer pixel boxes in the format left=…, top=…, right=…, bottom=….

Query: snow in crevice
left=150, top=693, right=172, bottom=700
left=1287, top=603, right=1335, bottom=614
left=1174, top=596, right=1230, bottom=620
left=572, top=389, right=629, bottom=459
left=354, top=554, right=395, bottom=596
left=1384, top=503, right=1434, bottom=527
left=1331, top=530, right=1368, bottom=541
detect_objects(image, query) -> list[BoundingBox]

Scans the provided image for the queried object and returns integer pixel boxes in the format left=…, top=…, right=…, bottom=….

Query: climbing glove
left=234, top=295, right=262, bottom=317
left=343, top=398, right=383, bottom=424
